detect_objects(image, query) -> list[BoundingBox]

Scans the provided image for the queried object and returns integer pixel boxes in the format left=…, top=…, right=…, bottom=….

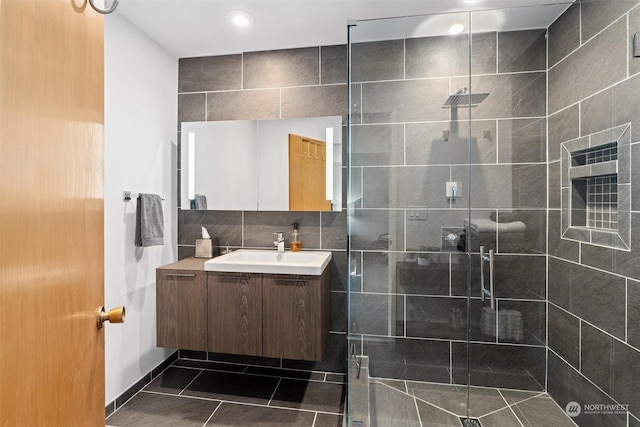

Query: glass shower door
left=346, top=4, right=564, bottom=426
left=346, top=11, right=475, bottom=426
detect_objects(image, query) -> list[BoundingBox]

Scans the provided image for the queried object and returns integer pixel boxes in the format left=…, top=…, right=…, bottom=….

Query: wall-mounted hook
left=88, top=0, right=119, bottom=15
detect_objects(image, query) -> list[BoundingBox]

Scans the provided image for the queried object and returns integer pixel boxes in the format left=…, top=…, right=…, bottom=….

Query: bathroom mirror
left=180, top=116, right=342, bottom=211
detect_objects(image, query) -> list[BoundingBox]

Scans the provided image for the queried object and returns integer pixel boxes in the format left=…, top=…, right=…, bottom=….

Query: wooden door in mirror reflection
left=288, top=134, right=331, bottom=211
left=0, top=0, right=105, bottom=425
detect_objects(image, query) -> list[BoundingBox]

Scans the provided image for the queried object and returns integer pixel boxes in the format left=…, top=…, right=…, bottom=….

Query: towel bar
left=123, top=191, right=165, bottom=202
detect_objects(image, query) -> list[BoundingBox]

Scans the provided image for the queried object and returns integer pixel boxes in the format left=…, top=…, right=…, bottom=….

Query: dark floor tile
left=415, top=400, right=462, bottom=427
left=369, top=382, right=421, bottom=427
left=478, top=407, right=522, bottom=427
left=206, top=402, right=315, bottom=427
left=106, top=392, right=219, bottom=427
left=511, top=396, right=576, bottom=427
left=172, top=359, right=247, bottom=373
left=144, top=367, right=202, bottom=395
left=314, top=412, right=344, bottom=427
left=498, top=388, right=544, bottom=405
left=151, top=351, right=179, bottom=378
left=407, top=382, right=507, bottom=418
left=244, top=366, right=324, bottom=381
left=325, top=373, right=345, bottom=383
left=182, top=370, right=280, bottom=405
left=270, top=378, right=345, bottom=413
left=179, top=349, right=207, bottom=360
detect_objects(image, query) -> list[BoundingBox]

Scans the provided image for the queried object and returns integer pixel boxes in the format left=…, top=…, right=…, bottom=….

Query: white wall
left=104, top=13, right=178, bottom=405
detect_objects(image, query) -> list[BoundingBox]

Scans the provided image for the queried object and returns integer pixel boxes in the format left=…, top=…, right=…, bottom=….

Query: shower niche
left=561, top=123, right=631, bottom=250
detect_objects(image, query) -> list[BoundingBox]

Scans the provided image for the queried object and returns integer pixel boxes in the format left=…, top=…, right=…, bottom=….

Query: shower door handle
left=480, top=246, right=495, bottom=309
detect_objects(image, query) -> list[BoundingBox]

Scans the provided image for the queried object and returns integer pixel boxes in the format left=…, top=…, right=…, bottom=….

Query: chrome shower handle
left=488, top=249, right=495, bottom=310
left=479, top=246, right=495, bottom=309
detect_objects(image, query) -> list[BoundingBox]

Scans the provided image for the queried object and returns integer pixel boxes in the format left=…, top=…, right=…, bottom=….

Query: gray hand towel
left=135, top=193, right=164, bottom=247
left=195, top=194, right=207, bottom=210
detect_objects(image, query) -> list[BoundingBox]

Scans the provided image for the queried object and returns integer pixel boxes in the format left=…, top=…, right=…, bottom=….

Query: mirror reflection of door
left=288, top=134, right=331, bottom=211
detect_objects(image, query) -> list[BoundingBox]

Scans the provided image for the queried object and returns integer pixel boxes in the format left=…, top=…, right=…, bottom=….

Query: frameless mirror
left=181, top=116, right=342, bottom=211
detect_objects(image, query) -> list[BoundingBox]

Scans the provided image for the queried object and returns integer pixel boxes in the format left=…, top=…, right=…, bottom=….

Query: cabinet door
left=156, top=270, right=208, bottom=351
left=208, top=273, right=262, bottom=356
left=263, top=274, right=326, bottom=361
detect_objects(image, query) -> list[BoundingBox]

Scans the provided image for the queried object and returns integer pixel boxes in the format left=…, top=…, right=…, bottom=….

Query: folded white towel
left=464, top=218, right=526, bottom=233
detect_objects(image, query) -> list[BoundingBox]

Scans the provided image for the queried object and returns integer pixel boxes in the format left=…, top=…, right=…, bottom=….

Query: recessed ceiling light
left=226, top=10, right=255, bottom=27
left=449, top=23, right=465, bottom=35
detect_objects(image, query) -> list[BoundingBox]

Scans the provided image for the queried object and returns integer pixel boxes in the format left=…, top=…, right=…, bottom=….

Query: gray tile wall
left=177, top=47, right=348, bottom=373
left=547, top=1, right=640, bottom=424
left=349, top=28, right=548, bottom=392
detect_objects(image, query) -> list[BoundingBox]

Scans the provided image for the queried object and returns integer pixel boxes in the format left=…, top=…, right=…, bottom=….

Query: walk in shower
left=346, top=2, right=640, bottom=426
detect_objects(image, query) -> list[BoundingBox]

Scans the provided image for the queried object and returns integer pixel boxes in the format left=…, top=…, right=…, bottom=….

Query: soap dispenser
left=290, top=222, right=301, bottom=252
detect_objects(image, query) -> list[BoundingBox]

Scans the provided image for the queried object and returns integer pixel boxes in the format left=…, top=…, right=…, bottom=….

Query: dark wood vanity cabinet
left=262, top=273, right=330, bottom=361
left=208, top=273, right=262, bottom=356
left=156, top=258, right=208, bottom=351
left=156, top=258, right=330, bottom=361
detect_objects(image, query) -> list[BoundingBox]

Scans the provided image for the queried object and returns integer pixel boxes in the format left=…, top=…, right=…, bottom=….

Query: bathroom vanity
left=156, top=252, right=331, bottom=361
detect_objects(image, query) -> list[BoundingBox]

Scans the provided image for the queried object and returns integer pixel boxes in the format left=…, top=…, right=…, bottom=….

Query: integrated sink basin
left=205, top=249, right=332, bottom=275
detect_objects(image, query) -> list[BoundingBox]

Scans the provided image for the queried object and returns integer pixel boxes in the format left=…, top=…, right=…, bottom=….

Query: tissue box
left=195, top=239, right=213, bottom=258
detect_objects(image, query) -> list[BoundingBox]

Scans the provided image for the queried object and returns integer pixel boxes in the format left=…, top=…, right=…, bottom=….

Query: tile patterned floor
left=106, top=359, right=345, bottom=427
left=366, top=378, right=579, bottom=427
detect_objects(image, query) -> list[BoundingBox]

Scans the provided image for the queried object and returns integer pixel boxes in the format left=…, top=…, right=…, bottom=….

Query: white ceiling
left=115, top=0, right=574, bottom=58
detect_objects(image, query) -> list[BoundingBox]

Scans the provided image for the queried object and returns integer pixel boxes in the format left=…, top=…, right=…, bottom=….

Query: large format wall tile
left=242, top=211, right=320, bottom=248
left=178, top=210, right=242, bottom=247
left=548, top=4, right=580, bottom=67
left=452, top=72, right=546, bottom=119
left=405, top=121, right=496, bottom=165
left=361, top=79, right=449, bottom=124
left=580, top=86, right=615, bottom=136
left=206, top=89, right=280, bottom=121
left=350, top=124, right=405, bottom=166
left=405, top=32, right=496, bottom=79
left=612, top=339, right=640, bottom=415
left=364, top=336, right=451, bottom=382
left=630, top=6, right=640, bottom=76
left=243, top=47, right=319, bottom=89
left=497, top=118, right=547, bottom=164
left=178, top=93, right=205, bottom=123
left=548, top=303, right=580, bottom=369
left=281, top=85, right=347, bottom=121
left=321, top=45, right=347, bottom=85
left=351, top=40, right=404, bottom=82
left=349, top=209, right=405, bottom=251
left=362, top=166, right=451, bottom=209
left=580, top=0, right=639, bottom=42
left=547, top=353, right=627, bottom=427
left=350, top=293, right=392, bottom=335
left=498, top=30, right=546, bottom=73
left=178, top=55, right=242, bottom=93
left=549, top=18, right=627, bottom=114
left=452, top=342, right=546, bottom=390
left=628, top=278, right=640, bottom=348
left=548, top=104, right=579, bottom=162
left=452, top=164, right=546, bottom=209
left=581, top=322, right=615, bottom=395
left=548, top=257, right=626, bottom=339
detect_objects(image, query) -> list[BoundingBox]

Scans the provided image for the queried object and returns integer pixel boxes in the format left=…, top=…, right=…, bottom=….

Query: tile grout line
left=201, top=401, right=222, bottom=427
left=267, top=377, right=283, bottom=406
left=179, top=369, right=205, bottom=396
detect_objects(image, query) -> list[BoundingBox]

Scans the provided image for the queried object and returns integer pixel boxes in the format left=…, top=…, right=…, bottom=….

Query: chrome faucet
left=273, top=232, right=285, bottom=253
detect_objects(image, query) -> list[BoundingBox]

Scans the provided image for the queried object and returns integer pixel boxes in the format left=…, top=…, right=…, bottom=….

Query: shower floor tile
left=367, top=378, right=578, bottom=427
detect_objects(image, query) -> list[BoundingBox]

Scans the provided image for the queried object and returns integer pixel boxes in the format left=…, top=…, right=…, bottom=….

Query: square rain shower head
left=443, top=92, right=489, bottom=108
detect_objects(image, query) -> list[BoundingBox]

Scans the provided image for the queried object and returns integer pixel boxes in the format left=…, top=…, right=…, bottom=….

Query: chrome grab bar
left=480, top=246, right=496, bottom=309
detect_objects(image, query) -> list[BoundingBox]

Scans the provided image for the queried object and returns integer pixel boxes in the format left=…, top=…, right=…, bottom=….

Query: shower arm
left=480, top=246, right=495, bottom=309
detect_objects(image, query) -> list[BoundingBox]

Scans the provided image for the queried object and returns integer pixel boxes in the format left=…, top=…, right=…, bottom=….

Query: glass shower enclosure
left=346, top=4, right=570, bottom=426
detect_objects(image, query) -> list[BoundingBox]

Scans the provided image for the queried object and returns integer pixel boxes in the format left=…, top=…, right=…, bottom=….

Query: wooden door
left=288, top=134, right=331, bottom=211
left=0, top=0, right=105, bottom=425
